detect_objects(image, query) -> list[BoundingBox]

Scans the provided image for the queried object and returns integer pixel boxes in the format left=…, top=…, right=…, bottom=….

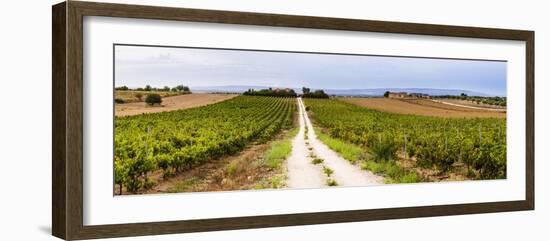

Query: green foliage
left=383, top=91, right=390, bottom=98
left=114, top=98, right=125, bottom=104
left=369, top=138, right=398, bottom=162
left=174, top=85, right=191, bottom=92
left=399, top=172, right=420, bottom=183
left=243, top=88, right=297, bottom=97
left=145, top=94, right=162, bottom=105
left=305, top=98, right=506, bottom=180
left=115, top=96, right=295, bottom=193
left=302, top=88, right=329, bottom=99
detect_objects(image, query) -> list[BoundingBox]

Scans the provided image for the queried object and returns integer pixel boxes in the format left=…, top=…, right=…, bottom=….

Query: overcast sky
left=115, top=45, right=507, bottom=96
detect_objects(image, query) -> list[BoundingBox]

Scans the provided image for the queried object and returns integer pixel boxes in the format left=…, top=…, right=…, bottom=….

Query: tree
left=145, top=85, right=152, bottom=91
left=145, top=94, right=162, bottom=105
left=115, top=86, right=129, bottom=91
left=162, top=86, right=170, bottom=92
left=175, top=85, right=185, bottom=92
left=134, top=93, right=143, bottom=101
left=383, top=91, right=390, bottom=98
left=460, top=93, right=467, bottom=97
left=301, top=87, right=329, bottom=99
left=183, top=86, right=190, bottom=92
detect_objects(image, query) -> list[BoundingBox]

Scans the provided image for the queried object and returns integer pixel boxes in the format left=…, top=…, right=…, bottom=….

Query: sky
left=114, top=45, right=507, bottom=96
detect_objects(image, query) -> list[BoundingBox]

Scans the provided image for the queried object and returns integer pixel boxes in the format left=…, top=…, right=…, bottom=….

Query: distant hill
left=323, top=88, right=493, bottom=97
left=191, top=85, right=496, bottom=97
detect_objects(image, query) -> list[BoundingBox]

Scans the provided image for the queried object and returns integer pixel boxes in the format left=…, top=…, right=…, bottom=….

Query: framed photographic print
left=52, top=1, right=534, bottom=240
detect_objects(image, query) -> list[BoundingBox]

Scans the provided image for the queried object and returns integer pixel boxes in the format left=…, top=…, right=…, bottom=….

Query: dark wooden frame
left=52, top=1, right=535, bottom=240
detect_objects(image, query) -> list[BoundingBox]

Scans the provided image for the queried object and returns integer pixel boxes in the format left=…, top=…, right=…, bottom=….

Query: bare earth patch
left=341, top=97, right=505, bottom=118
left=395, top=154, right=469, bottom=182
left=115, top=93, right=237, bottom=117
left=145, top=141, right=274, bottom=194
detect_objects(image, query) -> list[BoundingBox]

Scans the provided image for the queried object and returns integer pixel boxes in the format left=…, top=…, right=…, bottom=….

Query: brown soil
left=341, top=97, right=505, bottom=118
left=115, top=93, right=237, bottom=117
left=147, top=141, right=274, bottom=194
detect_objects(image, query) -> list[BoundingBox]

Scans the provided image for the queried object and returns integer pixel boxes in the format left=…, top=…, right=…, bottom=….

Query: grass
left=255, top=127, right=299, bottom=189
left=262, top=139, right=293, bottom=170
left=225, top=159, right=240, bottom=176
left=311, top=158, right=324, bottom=165
left=166, top=177, right=199, bottom=193
left=326, top=178, right=338, bottom=186
left=322, top=166, right=334, bottom=177
left=254, top=173, right=287, bottom=189
left=314, top=128, right=364, bottom=164
left=361, top=160, right=420, bottom=184
left=314, top=127, right=421, bottom=184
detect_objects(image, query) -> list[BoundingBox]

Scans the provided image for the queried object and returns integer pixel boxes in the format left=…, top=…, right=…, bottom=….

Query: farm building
left=387, top=92, right=430, bottom=99
left=409, top=93, right=431, bottom=99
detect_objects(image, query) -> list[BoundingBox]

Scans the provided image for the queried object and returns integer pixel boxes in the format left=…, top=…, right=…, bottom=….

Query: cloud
left=114, top=45, right=507, bottom=96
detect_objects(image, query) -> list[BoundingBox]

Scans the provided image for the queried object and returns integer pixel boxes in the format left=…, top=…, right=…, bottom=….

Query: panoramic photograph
left=113, top=44, right=507, bottom=195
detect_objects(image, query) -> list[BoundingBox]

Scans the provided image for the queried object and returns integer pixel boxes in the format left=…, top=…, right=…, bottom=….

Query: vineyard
left=115, top=96, right=296, bottom=193
left=303, top=98, right=506, bottom=180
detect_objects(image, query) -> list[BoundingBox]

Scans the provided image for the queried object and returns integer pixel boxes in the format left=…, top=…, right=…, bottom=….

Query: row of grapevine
left=115, top=96, right=296, bottom=193
left=303, top=98, right=506, bottom=180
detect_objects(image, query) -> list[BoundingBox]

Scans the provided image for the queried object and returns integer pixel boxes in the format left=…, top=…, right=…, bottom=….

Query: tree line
left=115, top=84, right=191, bottom=92
left=243, top=87, right=329, bottom=99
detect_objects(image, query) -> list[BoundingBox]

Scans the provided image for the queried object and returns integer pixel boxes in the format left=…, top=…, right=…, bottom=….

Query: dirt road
left=285, top=98, right=384, bottom=188
left=285, top=98, right=326, bottom=188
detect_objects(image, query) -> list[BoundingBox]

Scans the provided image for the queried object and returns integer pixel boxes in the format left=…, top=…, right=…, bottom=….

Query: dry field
left=341, top=97, right=506, bottom=118
left=115, top=93, right=237, bottom=117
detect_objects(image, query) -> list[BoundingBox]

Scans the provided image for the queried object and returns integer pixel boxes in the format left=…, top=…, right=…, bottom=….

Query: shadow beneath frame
left=38, top=225, right=52, bottom=235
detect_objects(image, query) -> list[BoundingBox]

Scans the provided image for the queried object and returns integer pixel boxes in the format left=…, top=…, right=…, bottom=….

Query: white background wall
left=0, top=0, right=547, bottom=240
